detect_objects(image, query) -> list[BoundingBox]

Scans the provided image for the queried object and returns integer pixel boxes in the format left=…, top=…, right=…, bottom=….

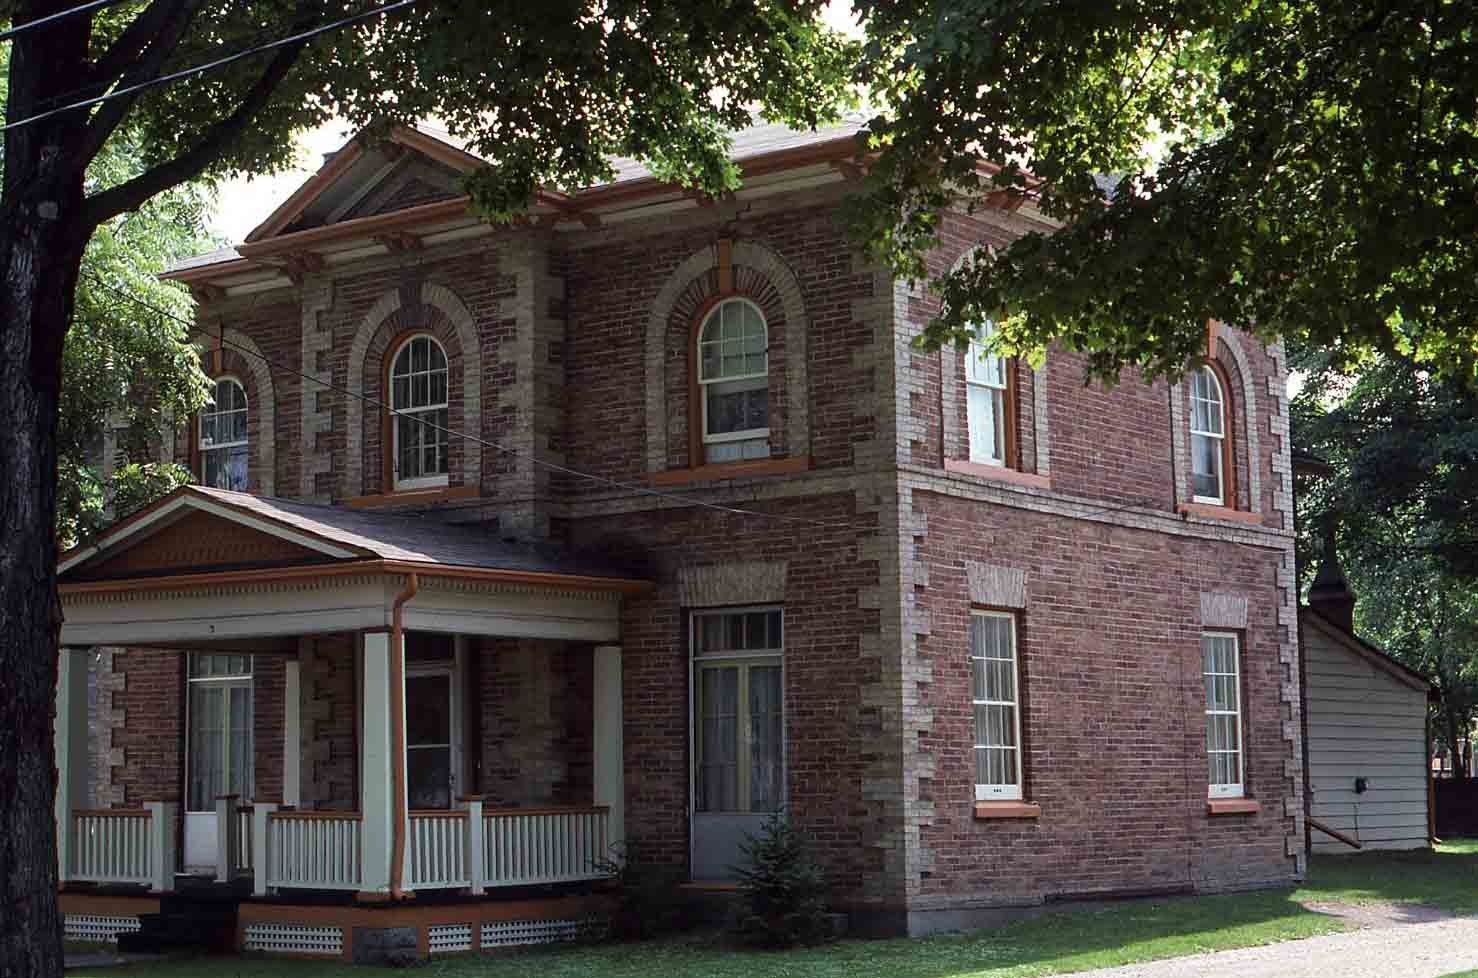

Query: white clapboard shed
left=1301, top=546, right=1434, bottom=854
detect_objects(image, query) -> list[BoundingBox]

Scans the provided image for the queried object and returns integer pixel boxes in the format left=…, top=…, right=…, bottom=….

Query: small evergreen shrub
left=595, top=842, right=692, bottom=940
left=731, top=812, right=835, bottom=948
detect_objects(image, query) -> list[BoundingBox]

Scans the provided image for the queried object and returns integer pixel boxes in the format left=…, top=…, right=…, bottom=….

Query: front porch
left=54, top=488, right=645, bottom=956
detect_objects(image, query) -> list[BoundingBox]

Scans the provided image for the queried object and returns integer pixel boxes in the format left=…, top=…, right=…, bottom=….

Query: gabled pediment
left=59, top=487, right=367, bottom=582
left=244, top=126, right=484, bottom=244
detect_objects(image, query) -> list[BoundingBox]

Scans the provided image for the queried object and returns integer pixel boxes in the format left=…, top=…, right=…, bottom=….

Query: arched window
left=1189, top=364, right=1228, bottom=504
left=200, top=377, right=249, bottom=491
left=697, top=298, right=770, bottom=463
left=966, top=319, right=1011, bottom=466
left=389, top=334, right=450, bottom=489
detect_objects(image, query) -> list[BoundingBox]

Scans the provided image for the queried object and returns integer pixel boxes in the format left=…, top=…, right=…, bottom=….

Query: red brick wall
left=111, top=649, right=184, bottom=806
left=568, top=491, right=885, bottom=904
left=910, top=491, right=1293, bottom=901
left=300, top=634, right=357, bottom=810
left=476, top=639, right=592, bottom=807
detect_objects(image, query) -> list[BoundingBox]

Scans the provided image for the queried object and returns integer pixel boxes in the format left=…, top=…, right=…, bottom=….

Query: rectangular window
left=971, top=611, right=1022, bottom=800
left=691, top=608, right=784, bottom=813
left=1203, top=632, right=1244, bottom=798
left=187, top=653, right=253, bottom=812
left=966, top=322, right=1010, bottom=466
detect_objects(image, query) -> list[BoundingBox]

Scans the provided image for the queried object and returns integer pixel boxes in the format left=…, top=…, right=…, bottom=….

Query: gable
left=339, top=160, right=462, bottom=222
left=75, top=509, right=335, bottom=580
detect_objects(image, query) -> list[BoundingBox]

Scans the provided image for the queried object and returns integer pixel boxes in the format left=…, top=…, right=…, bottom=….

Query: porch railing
left=68, top=803, right=176, bottom=891
left=484, top=805, right=610, bottom=887
left=264, top=810, right=362, bottom=891
left=407, top=810, right=470, bottom=889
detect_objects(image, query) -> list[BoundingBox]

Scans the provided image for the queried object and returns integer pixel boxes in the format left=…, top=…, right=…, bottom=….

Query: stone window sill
left=974, top=801, right=1042, bottom=820
left=346, top=485, right=479, bottom=509
left=649, top=456, right=811, bottom=486
left=1177, top=502, right=1264, bottom=526
left=1207, top=797, right=1261, bottom=816
left=944, top=459, right=1052, bottom=491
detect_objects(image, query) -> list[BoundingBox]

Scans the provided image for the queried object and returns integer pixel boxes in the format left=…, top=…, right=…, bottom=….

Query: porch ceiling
left=57, top=486, right=648, bottom=648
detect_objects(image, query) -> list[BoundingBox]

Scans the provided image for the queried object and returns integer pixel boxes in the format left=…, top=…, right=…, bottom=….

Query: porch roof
left=56, top=486, right=646, bottom=650
left=59, top=485, right=643, bottom=586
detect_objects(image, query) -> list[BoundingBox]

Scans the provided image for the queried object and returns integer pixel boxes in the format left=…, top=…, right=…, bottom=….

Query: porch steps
left=116, top=881, right=245, bottom=954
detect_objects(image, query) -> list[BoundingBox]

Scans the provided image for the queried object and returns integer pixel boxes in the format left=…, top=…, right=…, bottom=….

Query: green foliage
left=593, top=842, right=694, bottom=941
left=1291, top=337, right=1478, bottom=768
left=731, top=813, right=833, bottom=948
left=851, top=0, right=1478, bottom=384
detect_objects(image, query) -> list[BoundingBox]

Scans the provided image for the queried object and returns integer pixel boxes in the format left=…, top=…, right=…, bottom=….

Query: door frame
left=405, top=646, right=465, bottom=809
left=687, top=607, right=787, bottom=880
left=182, top=653, right=255, bottom=872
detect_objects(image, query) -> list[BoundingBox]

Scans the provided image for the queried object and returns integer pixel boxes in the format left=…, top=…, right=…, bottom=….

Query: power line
left=3, top=0, right=421, bottom=133
left=86, top=273, right=856, bottom=530
left=0, top=0, right=132, bottom=43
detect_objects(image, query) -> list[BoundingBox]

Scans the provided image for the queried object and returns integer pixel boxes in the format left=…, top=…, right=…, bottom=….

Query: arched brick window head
left=388, top=333, right=450, bottom=490
left=696, top=298, right=771, bottom=464
left=1189, top=363, right=1233, bottom=506
left=199, top=376, right=249, bottom=492
left=966, top=318, right=1018, bottom=468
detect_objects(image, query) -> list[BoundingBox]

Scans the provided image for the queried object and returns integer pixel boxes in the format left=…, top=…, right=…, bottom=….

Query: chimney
left=1308, top=517, right=1356, bottom=632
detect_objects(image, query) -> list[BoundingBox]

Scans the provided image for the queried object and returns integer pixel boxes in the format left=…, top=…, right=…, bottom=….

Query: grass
left=1295, top=838, right=1478, bottom=915
left=76, top=889, right=1339, bottom=978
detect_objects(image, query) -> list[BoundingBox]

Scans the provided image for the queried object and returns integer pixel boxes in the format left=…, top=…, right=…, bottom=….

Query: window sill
left=974, top=801, right=1042, bottom=820
left=1177, top=502, right=1264, bottom=525
left=346, top=485, right=479, bottom=509
left=1207, top=797, right=1261, bottom=816
left=944, top=459, right=1052, bottom=491
left=649, top=456, right=812, bottom=486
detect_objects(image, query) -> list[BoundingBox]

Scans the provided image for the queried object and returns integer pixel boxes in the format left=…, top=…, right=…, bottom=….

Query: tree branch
left=73, top=0, right=208, bottom=168
left=85, top=0, right=195, bottom=92
left=81, top=41, right=303, bottom=228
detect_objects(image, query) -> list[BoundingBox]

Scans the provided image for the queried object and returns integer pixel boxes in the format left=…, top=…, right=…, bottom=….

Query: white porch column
left=251, top=802, right=277, bottom=897
left=146, top=801, right=177, bottom=893
left=283, top=657, right=302, bottom=808
left=53, top=647, right=90, bottom=884
left=592, top=645, right=625, bottom=857
left=361, top=631, right=395, bottom=895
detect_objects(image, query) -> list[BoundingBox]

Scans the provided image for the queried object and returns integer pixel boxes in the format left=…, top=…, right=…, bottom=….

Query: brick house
left=53, top=118, right=1306, bottom=957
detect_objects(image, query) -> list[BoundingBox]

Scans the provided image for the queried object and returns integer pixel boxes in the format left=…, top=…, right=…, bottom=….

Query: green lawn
left=76, top=890, right=1339, bottom=978
left=1295, top=838, right=1478, bottom=914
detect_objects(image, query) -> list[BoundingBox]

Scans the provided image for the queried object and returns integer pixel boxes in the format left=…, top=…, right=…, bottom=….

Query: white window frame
left=1203, top=631, right=1245, bottom=799
left=185, top=653, right=254, bottom=814
left=971, top=610, right=1023, bottom=801
left=199, top=376, right=249, bottom=492
left=389, top=333, right=451, bottom=491
left=688, top=606, right=786, bottom=815
left=1189, top=365, right=1227, bottom=505
left=965, top=320, right=1010, bottom=467
left=697, top=298, right=771, bottom=463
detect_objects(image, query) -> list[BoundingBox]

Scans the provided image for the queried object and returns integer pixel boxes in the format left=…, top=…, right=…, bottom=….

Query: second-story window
left=966, top=319, right=1010, bottom=467
left=1190, top=365, right=1227, bottom=504
left=200, top=376, right=249, bottom=492
left=698, top=298, right=770, bottom=464
left=390, top=334, right=450, bottom=489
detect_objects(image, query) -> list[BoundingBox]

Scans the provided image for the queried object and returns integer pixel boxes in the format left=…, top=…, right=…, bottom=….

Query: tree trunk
left=1445, top=711, right=1466, bottom=782
left=0, top=182, right=88, bottom=978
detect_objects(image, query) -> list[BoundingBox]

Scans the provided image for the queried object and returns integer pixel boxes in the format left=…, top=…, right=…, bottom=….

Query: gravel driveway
left=1071, top=916, right=1478, bottom=978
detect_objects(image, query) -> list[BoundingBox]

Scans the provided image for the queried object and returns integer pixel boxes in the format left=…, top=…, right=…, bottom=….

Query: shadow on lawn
left=471, top=889, right=1336, bottom=978
left=1300, top=839, right=1478, bottom=916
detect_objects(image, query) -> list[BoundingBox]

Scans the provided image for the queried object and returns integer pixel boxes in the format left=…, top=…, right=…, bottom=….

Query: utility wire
left=3, top=0, right=421, bottom=133
left=0, top=0, right=132, bottom=42
left=86, top=273, right=856, bottom=529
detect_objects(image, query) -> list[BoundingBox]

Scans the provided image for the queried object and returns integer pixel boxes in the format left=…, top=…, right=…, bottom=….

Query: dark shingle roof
left=192, top=486, right=641, bottom=582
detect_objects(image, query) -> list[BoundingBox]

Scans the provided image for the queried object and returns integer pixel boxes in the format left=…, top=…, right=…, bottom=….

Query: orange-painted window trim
left=346, top=485, right=480, bottom=509
left=944, top=459, right=1051, bottom=490
left=649, top=455, right=811, bottom=487
left=1206, top=797, right=1261, bottom=816
left=974, top=801, right=1042, bottom=820
left=1177, top=502, right=1264, bottom=525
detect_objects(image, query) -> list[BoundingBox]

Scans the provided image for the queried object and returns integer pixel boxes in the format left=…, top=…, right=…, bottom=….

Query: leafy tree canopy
left=851, top=0, right=1478, bottom=383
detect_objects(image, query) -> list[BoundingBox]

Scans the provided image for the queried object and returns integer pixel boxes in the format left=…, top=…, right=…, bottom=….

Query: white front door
left=690, top=609, right=785, bottom=880
left=184, top=653, right=254, bottom=872
left=406, top=664, right=460, bottom=810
